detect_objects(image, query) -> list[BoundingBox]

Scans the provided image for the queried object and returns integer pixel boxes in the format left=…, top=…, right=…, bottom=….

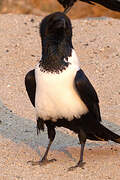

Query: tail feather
left=92, top=123, right=120, bottom=144
left=37, top=118, right=45, bottom=135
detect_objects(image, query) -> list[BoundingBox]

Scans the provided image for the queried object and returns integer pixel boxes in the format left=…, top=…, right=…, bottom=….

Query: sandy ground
left=0, top=14, right=120, bottom=179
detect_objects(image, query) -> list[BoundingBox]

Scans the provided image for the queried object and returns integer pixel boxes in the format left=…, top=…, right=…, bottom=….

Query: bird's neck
left=40, top=38, right=73, bottom=73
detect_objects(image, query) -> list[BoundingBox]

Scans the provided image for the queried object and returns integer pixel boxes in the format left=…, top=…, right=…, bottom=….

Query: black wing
left=84, top=0, right=120, bottom=12
left=25, top=69, right=36, bottom=107
left=75, top=69, right=101, bottom=122
left=58, top=0, right=120, bottom=13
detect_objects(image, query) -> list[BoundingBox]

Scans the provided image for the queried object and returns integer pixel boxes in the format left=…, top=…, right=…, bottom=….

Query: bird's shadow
left=0, top=100, right=120, bottom=162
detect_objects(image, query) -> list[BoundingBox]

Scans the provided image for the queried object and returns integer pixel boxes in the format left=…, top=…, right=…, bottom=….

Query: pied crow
left=25, top=12, right=120, bottom=170
left=57, top=0, right=120, bottom=14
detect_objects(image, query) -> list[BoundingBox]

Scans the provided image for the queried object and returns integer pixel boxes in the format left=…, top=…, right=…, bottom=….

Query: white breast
left=35, top=49, right=88, bottom=122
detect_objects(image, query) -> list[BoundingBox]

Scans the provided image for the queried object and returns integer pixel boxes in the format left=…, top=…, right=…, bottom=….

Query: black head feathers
left=40, top=12, right=72, bottom=43
left=39, top=12, right=73, bottom=73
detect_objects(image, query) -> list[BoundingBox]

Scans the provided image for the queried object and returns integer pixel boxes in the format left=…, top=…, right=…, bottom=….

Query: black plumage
left=25, top=69, right=36, bottom=107
left=25, top=12, right=120, bottom=170
left=75, top=69, right=101, bottom=123
left=58, top=0, right=120, bottom=13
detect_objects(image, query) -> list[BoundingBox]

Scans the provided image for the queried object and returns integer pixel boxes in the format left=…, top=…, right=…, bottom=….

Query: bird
left=57, top=0, right=120, bottom=14
left=25, top=12, right=120, bottom=170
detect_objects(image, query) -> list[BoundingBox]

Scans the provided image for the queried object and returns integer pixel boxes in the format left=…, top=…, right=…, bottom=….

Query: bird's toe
left=27, top=158, right=57, bottom=166
left=68, top=161, right=86, bottom=171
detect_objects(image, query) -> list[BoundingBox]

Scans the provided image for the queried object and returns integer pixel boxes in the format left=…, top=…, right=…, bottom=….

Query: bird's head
left=40, top=12, right=72, bottom=43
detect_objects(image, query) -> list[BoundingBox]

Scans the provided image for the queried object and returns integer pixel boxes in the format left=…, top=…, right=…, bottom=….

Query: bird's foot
left=68, top=161, right=86, bottom=171
left=27, top=158, right=56, bottom=166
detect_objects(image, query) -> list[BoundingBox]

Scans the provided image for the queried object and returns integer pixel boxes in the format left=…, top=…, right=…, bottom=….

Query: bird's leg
left=76, top=141, right=86, bottom=167
left=28, top=124, right=56, bottom=166
left=64, top=6, right=72, bottom=14
left=68, top=129, right=86, bottom=171
left=40, top=139, right=56, bottom=164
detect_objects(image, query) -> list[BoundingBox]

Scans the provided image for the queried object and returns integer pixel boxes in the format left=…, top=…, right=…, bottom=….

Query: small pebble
left=30, top=18, right=35, bottom=23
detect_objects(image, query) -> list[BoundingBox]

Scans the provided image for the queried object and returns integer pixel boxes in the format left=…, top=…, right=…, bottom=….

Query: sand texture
left=0, top=14, right=120, bottom=179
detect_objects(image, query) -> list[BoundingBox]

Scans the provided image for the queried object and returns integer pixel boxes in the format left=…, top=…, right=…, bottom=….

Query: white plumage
left=35, top=49, right=88, bottom=122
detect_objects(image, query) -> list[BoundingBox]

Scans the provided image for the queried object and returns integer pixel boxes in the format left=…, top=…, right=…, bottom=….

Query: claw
left=68, top=161, right=86, bottom=171
left=27, top=158, right=57, bottom=166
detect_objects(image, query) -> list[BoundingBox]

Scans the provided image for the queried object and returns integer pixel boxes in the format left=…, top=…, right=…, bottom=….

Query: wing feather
left=75, top=69, right=101, bottom=122
left=25, top=69, right=36, bottom=107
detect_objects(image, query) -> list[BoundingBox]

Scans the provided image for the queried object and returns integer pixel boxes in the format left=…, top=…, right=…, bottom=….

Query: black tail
left=37, top=118, right=45, bottom=135
left=88, top=123, right=120, bottom=143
